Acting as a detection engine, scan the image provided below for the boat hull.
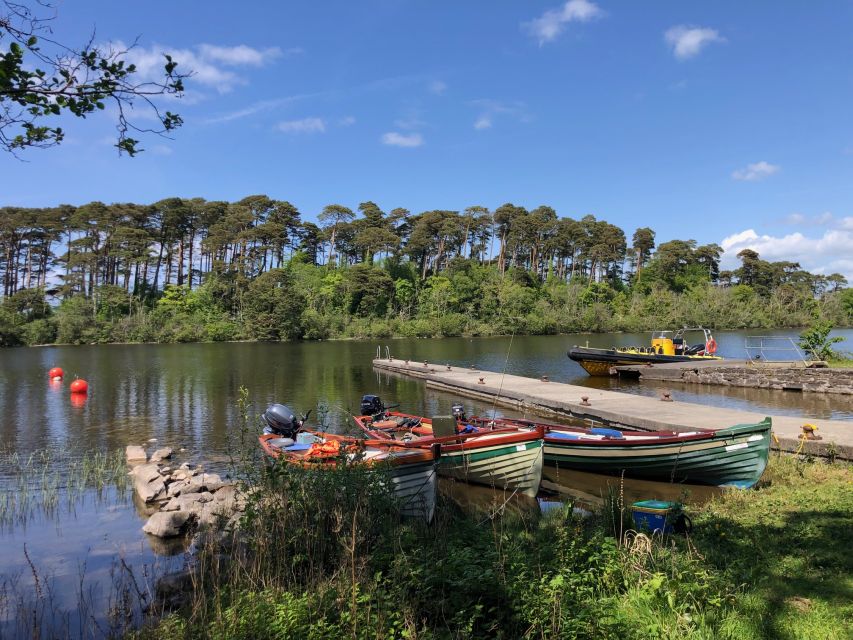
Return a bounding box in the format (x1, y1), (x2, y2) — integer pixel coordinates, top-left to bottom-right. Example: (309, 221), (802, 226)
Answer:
(567, 346), (722, 376)
(389, 458), (438, 522)
(544, 420), (771, 488)
(438, 439), (544, 497)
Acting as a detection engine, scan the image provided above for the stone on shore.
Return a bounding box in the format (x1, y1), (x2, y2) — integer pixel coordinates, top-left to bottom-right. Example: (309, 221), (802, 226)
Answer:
(162, 492), (214, 512)
(125, 445), (147, 463)
(151, 447), (173, 462)
(143, 510), (194, 538)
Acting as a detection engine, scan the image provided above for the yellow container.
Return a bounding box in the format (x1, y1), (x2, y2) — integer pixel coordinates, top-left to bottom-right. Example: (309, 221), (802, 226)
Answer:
(651, 337), (675, 356)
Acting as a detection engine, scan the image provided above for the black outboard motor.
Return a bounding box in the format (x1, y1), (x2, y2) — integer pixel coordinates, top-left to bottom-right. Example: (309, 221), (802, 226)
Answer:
(360, 395), (385, 417)
(451, 403), (466, 422)
(262, 403), (303, 439)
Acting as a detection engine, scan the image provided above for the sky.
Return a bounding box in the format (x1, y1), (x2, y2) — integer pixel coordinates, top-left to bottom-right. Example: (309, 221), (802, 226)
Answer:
(3, 1), (853, 279)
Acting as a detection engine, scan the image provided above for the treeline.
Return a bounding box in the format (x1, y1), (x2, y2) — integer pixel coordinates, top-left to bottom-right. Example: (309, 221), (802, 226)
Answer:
(0, 196), (851, 346)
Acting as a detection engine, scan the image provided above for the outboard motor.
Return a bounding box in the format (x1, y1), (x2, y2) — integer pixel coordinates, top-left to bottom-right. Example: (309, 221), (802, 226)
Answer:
(262, 403), (303, 439)
(451, 403), (466, 422)
(360, 394), (385, 417)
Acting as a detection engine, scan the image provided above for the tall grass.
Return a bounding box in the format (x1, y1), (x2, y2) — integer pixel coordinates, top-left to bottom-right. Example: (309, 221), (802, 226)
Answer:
(0, 447), (128, 528)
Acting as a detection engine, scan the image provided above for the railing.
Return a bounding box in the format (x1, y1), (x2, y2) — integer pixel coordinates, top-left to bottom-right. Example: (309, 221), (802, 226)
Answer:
(375, 345), (391, 360)
(744, 336), (809, 364)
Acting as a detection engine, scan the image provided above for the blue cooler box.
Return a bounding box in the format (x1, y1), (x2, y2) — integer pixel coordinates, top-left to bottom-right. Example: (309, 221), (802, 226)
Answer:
(631, 500), (681, 534)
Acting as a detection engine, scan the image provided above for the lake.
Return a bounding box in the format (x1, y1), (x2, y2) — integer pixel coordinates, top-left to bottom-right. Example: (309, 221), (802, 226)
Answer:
(1, 328), (851, 635)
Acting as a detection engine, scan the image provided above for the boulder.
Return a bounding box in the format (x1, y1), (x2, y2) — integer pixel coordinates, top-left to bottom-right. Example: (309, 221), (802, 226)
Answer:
(166, 479), (189, 497)
(151, 447), (173, 463)
(162, 492), (214, 512)
(130, 463), (161, 484)
(126, 445), (147, 463)
(143, 510), (193, 538)
(135, 476), (166, 503)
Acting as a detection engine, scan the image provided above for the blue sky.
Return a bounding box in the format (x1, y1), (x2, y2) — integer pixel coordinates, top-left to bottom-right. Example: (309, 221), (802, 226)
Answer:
(4, 1), (853, 277)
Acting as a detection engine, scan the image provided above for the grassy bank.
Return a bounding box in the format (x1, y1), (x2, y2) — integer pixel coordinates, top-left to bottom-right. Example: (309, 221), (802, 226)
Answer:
(134, 454), (851, 640)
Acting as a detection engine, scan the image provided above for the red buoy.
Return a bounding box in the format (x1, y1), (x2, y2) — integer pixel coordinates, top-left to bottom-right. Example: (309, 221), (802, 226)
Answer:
(48, 367), (64, 380)
(70, 379), (89, 394)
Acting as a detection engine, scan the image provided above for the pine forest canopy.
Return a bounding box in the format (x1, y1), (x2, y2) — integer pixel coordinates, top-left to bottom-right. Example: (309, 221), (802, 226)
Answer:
(0, 1), (185, 155)
(1, 196), (850, 347)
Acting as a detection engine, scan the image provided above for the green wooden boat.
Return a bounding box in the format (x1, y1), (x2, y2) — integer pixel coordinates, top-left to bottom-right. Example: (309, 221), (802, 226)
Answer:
(469, 416), (772, 488)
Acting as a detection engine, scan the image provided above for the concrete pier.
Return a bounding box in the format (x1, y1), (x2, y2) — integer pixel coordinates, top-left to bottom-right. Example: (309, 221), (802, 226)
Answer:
(372, 357), (853, 460)
(614, 360), (853, 395)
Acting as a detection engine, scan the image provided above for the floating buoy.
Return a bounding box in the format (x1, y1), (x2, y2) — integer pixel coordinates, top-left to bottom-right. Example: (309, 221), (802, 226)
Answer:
(48, 367), (64, 380)
(70, 379), (89, 394)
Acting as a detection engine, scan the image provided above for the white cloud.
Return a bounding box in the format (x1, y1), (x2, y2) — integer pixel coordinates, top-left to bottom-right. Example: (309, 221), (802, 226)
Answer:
(196, 44), (282, 66)
(732, 161), (780, 182)
(338, 116), (356, 126)
(720, 228), (853, 279)
(839, 217), (853, 230)
(381, 132), (424, 148)
(469, 99), (528, 129)
(523, 0), (604, 45)
(664, 25), (725, 60)
(118, 41), (283, 94)
(429, 80), (447, 95)
(474, 116), (492, 130)
(277, 117), (326, 133)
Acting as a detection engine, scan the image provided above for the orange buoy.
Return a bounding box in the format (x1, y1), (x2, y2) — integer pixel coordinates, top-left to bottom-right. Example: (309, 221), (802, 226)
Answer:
(70, 379), (89, 394)
(48, 367), (64, 380)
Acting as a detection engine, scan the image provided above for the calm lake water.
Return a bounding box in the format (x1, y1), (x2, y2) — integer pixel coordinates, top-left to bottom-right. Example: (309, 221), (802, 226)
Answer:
(1, 328), (851, 636)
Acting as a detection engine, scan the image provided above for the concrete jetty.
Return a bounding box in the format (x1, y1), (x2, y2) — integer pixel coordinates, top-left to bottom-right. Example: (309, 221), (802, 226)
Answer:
(372, 357), (853, 460)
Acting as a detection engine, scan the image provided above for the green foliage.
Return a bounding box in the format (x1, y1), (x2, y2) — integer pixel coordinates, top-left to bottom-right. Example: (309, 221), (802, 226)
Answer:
(243, 269), (305, 341)
(798, 320), (845, 361)
(1, 3), (186, 154)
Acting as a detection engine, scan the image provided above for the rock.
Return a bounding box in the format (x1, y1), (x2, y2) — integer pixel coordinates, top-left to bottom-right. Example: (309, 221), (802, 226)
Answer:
(151, 447), (173, 463)
(160, 467), (172, 475)
(166, 480), (188, 497)
(126, 445), (147, 463)
(171, 469), (190, 481)
(135, 475), (166, 503)
(148, 438), (158, 443)
(179, 462), (190, 470)
(163, 492), (213, 512)
(143, 510), (193, 537)
(131, 463), (162, 484)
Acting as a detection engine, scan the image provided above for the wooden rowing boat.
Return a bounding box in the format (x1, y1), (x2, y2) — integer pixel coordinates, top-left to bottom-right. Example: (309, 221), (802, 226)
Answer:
(466, 416), (772, 488)
(259, 432), (439, 521)
(354, 413), (545, 497)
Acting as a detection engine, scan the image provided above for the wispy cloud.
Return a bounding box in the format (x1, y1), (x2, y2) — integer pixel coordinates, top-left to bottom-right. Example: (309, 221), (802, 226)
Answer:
(338, 116), (356, 126)
(149, 144), (174, 156)
(277, 117), (326, 134)
(522, 0), (604, 45)
(473, 116), (492, 130)
(783, 211), (834, 225)
(119, 42), (283, 94)
(470, 99), (528, 130)
(429, 80), (447, 95)
(381, 132), (424, 148)
(732, 161), (780, 182)
(664, 26), (725, 60)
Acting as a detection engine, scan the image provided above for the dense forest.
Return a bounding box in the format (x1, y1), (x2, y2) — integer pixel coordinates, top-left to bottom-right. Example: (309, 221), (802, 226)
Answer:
(0, 196), (851, 346)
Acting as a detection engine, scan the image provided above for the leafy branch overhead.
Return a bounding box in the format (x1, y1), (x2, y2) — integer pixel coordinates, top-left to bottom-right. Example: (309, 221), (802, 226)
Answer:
(0, 0), (187, 155)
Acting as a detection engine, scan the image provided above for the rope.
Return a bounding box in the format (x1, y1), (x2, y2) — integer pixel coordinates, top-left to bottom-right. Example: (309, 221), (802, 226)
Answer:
(489, 330), (516, 420)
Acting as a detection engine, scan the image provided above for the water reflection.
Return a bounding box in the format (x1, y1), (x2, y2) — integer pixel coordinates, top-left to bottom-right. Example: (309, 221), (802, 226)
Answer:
(541, 465), (722, 508)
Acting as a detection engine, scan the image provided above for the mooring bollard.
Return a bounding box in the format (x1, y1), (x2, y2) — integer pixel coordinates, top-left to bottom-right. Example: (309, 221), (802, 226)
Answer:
(541, 375), (549, 382)
(660, 391), (673, 402)
(478, 377), (485, 385)
(580, 396), (591, 406)
(424, 361), (429, 367)
(405, 359), (409, 365)
(446, 364), (452, 371)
